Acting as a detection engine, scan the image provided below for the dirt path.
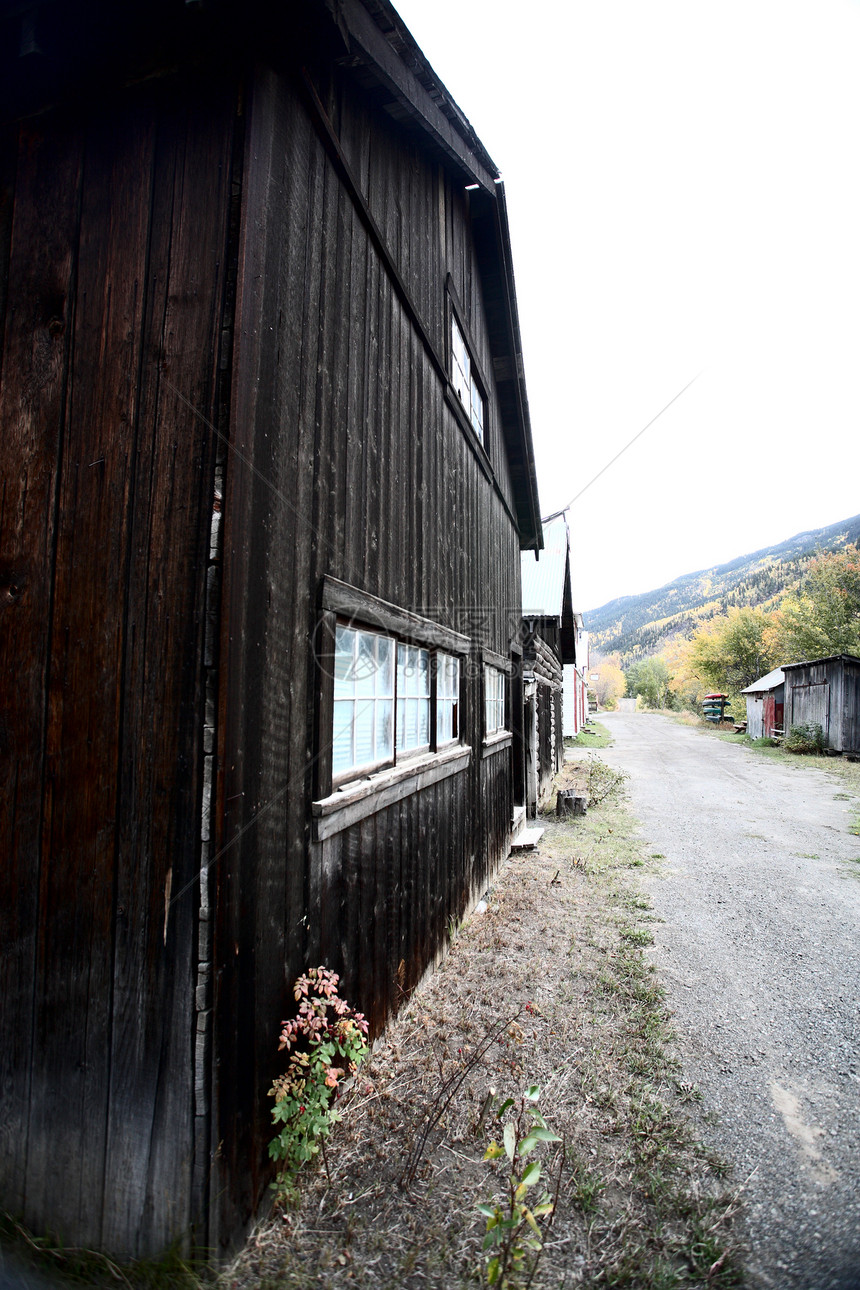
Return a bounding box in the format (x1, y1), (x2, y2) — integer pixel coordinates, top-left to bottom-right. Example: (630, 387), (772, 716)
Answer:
(600, 712), (860, 1290)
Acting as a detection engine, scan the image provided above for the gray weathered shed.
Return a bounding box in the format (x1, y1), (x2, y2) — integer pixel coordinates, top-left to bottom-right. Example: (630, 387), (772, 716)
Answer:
(782, 655), (860, 752)
(741, 667), (785, 739)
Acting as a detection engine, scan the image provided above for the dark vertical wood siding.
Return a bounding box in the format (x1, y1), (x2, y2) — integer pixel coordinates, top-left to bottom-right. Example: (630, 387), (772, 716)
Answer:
(209, 60), (522, 1247)
(0, 75), (239, 1255)
(1, 20), (532, 1258)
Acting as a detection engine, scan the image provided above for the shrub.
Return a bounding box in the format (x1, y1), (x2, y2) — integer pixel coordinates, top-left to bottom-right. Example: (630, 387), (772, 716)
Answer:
(784, 723), (825, 754)
(268, 966), (369, 1204)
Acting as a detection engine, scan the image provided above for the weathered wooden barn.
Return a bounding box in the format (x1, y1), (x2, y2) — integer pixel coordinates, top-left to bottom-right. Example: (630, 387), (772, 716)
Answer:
(0, 0), (542, 1260)
(520, 515), (579, 813)
(741, 667), (785, 739)
(782, 655), (860, 752)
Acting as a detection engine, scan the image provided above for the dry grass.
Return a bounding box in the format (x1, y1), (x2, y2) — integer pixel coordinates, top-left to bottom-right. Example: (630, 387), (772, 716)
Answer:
(223, 772), (744, 1290)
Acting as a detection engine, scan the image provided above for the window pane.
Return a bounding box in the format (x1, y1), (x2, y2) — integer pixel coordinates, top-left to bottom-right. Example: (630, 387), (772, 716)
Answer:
(377, 636), (393, 696)
(438, 703), (452, 744)
(377, 699), (393, 760)
(332, 699), (354, 774)
(471, 378), (484, 441)
(332, 625), (395, 776)
(354, 700), (374, 767)
(355, 632), (377, 696)
(440, 653), (459, 699)
(334, 626), (353, 685)
(485, 665), (505, 734)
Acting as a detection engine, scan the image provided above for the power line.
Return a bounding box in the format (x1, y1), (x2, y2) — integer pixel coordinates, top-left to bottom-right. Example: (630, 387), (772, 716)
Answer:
(541, 370), (703, 523)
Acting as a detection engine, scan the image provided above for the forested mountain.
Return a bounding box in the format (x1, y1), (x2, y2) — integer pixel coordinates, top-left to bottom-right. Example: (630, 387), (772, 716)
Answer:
(586, 514), (860, 664)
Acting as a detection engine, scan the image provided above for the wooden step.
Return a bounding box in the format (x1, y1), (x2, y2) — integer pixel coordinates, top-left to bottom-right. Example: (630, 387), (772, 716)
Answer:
(510, 827), (544, 852)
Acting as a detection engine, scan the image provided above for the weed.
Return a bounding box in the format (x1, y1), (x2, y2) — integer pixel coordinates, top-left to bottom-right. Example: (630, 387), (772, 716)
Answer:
(585, 754), (629, 807)
(400, 1013), (516, 1187)
(621, 927), (655, 947)
(478, 1086), (561, 1287)
(568, 1153), (607, 1213)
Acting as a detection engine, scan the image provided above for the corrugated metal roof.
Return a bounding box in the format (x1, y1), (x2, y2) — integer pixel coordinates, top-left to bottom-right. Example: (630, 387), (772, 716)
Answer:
(521, 515), (569, 617)
(781, 654), (860, 671)
(741, 667), (785, 693)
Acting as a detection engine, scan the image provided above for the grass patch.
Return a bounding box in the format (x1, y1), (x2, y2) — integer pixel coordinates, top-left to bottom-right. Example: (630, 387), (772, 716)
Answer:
(567, 720), (614, 749)
(222, 754), (742, 1290)
(0, 1215), (208, 1289)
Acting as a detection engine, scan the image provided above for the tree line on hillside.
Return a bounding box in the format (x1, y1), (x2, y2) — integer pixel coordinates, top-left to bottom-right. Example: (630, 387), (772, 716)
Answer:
(587, 545), (860, 715)
(587, 514), (860, 664)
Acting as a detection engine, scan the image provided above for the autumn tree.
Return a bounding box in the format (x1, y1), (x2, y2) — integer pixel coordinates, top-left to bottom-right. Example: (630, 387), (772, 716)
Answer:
(663, 637), (707, 711)
(765, 545), (860, 662)
(685, 607), (777, 697)
(625, 656), (674, 709)
(589, 653), (626, 710)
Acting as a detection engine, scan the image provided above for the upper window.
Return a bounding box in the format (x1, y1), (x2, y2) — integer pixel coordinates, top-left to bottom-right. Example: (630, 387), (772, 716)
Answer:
(485, 665), (506, 735)
(333, 624), (462, 781)
(451, 315), (485, 444)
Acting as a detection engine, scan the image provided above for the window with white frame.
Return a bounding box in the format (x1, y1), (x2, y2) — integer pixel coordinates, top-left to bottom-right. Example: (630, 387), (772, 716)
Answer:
(436, 653), (460, 744)
(484, 664), (505, 735)
(332, 625), (463, 781)
(333, 626), (394, 777)
(451, 314), (485, 444)
(396, 643), (430, 752)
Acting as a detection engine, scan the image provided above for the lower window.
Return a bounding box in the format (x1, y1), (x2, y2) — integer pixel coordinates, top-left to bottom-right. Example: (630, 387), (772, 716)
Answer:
(485, 664), (506, 735)
(333, 623), (462, 781)
(333, 626), (394, 777)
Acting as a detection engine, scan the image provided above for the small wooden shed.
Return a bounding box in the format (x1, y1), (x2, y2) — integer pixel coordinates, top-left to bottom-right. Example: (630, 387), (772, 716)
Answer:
(741, 667), (785, 739)
(782, 655), (860, 753)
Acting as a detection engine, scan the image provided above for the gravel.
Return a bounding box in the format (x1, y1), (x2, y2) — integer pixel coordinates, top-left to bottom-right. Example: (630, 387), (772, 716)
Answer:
(600, 711), (860, 1290)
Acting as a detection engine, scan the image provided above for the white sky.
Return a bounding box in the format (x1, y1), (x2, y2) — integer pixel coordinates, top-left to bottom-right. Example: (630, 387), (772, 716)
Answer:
(393, 0), (860, 611)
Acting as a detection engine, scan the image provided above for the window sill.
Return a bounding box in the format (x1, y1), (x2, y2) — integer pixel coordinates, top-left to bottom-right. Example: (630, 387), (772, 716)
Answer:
(482, 731), (512, 759)
(313, 744), (472, 840)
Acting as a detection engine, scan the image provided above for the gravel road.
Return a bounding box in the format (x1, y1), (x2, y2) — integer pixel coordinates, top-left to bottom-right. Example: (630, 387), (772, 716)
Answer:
(599, 712), (860, 1290)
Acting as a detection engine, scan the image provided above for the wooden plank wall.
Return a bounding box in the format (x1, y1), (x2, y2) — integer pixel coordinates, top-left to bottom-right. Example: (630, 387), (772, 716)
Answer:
(0, 73), (239, 1255)
(209, 58), (522, 1247)
(843, 662), (860, 753)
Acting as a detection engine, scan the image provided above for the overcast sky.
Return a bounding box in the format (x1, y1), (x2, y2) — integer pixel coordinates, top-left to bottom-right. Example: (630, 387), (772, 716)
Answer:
(393, 0), (860, 612)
